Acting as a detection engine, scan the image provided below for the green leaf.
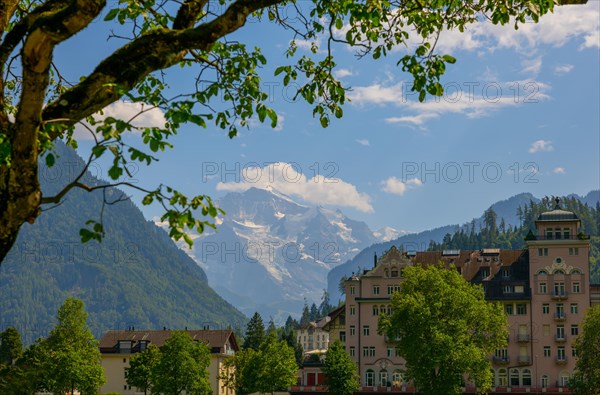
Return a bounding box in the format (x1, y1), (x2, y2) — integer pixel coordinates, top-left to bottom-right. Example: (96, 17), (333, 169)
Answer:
(45, 153), (55, 168)
(104, 8), (119, 21)
(442, 54), (456, 64)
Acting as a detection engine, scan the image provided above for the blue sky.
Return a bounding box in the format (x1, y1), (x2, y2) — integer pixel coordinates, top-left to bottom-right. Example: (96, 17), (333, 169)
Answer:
(70, 2), (600, 234)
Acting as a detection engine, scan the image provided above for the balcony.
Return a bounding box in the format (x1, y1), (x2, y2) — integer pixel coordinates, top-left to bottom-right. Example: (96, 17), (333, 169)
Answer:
(555, 334), (567, 342)
(551, 291), (568, 300)
(492, 356), (510, 365)
(554, 312), (567, 321)
(517, 355), (531, 365)
(556, 356), (568, 365)
(517, 334), (530, 343)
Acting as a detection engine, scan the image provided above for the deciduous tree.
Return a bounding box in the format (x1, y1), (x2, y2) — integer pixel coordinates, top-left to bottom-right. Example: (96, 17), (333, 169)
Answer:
(322, 340), (359, 395)
(126, 344), (160, 395)
(0, 327), (22, 365)
(570, 305), (600, 395)
(378, 264), (508, 395)
(39, 297), (105, 395)
(0, 0), (586, 263)
(151, 331), (212, 395)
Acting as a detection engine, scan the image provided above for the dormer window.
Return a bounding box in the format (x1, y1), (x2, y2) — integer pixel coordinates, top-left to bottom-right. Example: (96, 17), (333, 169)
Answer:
(118, 340), (132, 353)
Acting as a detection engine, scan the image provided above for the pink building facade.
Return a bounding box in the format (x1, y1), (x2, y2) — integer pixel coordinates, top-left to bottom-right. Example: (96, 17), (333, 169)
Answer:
(342, 202), (593, 392)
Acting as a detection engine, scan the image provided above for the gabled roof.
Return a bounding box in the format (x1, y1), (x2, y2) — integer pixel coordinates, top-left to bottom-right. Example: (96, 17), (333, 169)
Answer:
(322, 304), (345, 331)
(99, 329), (238, 354)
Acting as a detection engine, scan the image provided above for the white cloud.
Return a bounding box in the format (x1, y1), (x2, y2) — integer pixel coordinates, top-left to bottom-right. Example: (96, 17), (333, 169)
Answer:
(73, 101), (166, 140)
(529, 139), (554, 153)
(553, 167), (566, 174)
(355, 139), (370, 146)
(521, 57), (542, 75)
(381, 177), (422, 196)
(216, 162), (374, 213)
(354, 79), (551, 126)
(554, 64), (574, 75)
(385, 113), (439, 126)
(347, 83), (404, 105)
(334, 68), (354, 79)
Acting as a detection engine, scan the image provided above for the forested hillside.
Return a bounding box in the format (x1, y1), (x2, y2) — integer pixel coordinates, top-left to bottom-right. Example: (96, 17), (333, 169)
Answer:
(0, 143), (247, 344)
(429, 196), (600, 283)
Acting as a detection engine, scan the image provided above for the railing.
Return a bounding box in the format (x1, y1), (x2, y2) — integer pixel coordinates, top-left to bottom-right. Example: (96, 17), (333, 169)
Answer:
(554, 312), (566, 321)
(551, 291), (568, 300)
(492, 356), (510, 364)
(556, 356), (568, 364)
(517, 334), (530, 342)
(517, 355), (531, 364)
(534, 235), (589, 240)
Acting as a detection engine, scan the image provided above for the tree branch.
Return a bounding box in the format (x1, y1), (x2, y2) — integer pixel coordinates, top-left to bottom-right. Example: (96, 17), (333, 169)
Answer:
(173, 0), (210, 29)
(43, 0), (284, 140)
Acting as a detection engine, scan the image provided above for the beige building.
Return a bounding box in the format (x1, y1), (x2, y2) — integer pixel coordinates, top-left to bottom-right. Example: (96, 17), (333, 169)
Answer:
(296, 317), (331, 355)
(99, 329), (238, 395)
(342, 202), (594, 392)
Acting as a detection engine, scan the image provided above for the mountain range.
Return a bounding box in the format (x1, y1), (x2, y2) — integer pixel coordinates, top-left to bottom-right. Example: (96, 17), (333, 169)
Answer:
(162, 186), (406, 321)
(326, 190), (600, 303)
(0, 143), (247, 345)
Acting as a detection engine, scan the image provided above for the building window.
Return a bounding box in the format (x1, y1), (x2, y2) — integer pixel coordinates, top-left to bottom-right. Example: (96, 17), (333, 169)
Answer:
(495, 348), (508, 359)
(350, 286), (355, 295)
(556, 303), (564, 318)
(542, 304), (549, 314)
(349, 346), (355, 357)
(554, 282), (565, 297)
(503, 285), (512, 294)
(516, 304), (527, 315)
(571, 325), (579, 336)
(387, 285), (400, 294)
(539, 282), (547, 293)
(363, 326), (370, 336)
(571, 303), (578, 314)
(365, 370), (374, 387)
(387, 347), (394, 358)
(572, 347), (578, 357)
(373, 285), (380, 295)
(569, 247), (579, 255)
(543, 325), (550, 336)
(522, 369), (532, 387)
(510, 369), (519, 386)
(363, 347), (369, 357)
(380, 371), (388, 387)
(557, 346), (566, 361)
(340, 331), (346, 342)
(541, 375), (549, 388)
(543, 346), (551, 357)
(538, 248), (548, 256)
(572, 282), (581, 293)
(505, 304), (513, 315)
(392, 370), (402, 386)
(350, 305), (356, 315)
(514, 285), (524, 293)
(502, 269), (510, 278)
(369, 347), (375, 357)
(497, 369), (508, 386)
(350, 326), (355, 336)
(481, 268), (490, 278)
(372, 306), (379, 316)
(556, 325), (565, 340)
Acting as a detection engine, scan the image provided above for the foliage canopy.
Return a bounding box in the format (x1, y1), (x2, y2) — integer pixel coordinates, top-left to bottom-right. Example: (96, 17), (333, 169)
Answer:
(378, 264), (508, 395)
(0, 0), (581, 263)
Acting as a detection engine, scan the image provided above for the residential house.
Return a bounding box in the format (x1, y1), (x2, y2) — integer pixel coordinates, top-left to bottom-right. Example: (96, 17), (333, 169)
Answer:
(99, 329), (238, 395)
